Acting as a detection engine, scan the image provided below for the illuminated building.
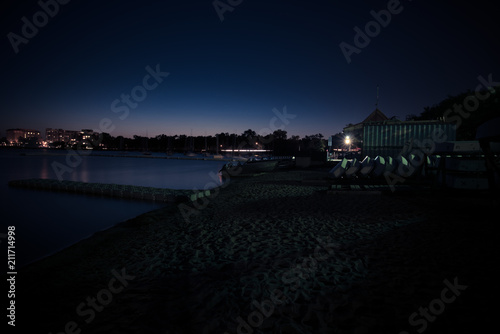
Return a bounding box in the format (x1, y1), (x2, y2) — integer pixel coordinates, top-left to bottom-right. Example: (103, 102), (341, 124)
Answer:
(6, 128), (41, 145)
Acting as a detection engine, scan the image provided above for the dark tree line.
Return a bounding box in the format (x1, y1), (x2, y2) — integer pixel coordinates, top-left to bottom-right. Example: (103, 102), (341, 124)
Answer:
(1, 129), (345, 156)
(77, 129), (332, 155)
(415, 85), (500, 140)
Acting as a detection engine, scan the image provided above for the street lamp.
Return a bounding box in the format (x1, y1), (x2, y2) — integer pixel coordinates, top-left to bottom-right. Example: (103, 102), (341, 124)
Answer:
(345, 136), (351, 152)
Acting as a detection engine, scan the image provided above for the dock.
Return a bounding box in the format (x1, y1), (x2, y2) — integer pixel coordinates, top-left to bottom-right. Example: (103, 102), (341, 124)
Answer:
(8, 179), (215, 203)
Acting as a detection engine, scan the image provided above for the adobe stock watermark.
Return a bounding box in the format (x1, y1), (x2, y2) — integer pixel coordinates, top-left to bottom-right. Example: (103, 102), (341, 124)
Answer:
(340, 0), (411, 64)
(384, 128), (447, 192)
(178, 106), (296, 223)
(51, 64), (169, 181)
(443, 73), (498, 129)
(213, 0), (243, 22)
(7, 0), (71, 54)
(399, 277), (467, 334)
(48, 267), (135, 334)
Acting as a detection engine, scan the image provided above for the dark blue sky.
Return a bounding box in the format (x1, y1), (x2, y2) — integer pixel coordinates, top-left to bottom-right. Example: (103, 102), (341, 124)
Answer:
(1, 0), (499, 138)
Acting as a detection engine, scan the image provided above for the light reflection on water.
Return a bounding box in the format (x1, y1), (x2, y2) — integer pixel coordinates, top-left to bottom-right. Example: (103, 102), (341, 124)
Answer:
(0, 149), (226, 267)
(40, 157), (50, 179)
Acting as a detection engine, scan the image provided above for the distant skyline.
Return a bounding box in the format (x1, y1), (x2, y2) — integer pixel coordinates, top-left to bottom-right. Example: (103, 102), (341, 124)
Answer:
(1, 0), (499, 139)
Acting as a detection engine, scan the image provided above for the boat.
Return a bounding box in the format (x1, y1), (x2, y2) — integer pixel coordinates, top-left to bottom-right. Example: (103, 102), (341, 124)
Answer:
(328, 158), (350, 178)
(396, 155), (419, 177)
(359, 156), (374, 176)
(344, 158), (361, 177)
(372, 156), (386, 177)
(384, 156), (397, 175)
(220, 159), (279, 175)
(407, 153), (426, 170)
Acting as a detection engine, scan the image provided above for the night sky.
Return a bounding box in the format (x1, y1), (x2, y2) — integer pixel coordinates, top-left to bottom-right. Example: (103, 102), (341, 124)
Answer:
(1, 0), (499, 139)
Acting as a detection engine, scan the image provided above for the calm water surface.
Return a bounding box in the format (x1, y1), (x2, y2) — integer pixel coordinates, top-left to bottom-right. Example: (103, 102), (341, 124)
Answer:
(0, 149), (226, 267)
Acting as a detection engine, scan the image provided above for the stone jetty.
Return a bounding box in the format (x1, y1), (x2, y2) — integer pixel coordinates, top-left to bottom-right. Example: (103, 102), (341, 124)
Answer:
(8, 178), (213, 203)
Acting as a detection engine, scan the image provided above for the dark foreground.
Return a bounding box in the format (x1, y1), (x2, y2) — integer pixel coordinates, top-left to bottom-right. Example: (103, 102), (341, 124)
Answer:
(15, 170), (497, 333)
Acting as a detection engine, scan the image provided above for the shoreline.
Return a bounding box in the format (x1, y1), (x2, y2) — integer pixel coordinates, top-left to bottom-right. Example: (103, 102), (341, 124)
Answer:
(2, 147), (260, 162)
(18, 169), (498, 333)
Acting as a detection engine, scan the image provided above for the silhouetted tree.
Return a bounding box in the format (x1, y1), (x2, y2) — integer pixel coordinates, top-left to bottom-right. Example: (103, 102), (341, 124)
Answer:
(273, 129), (287, 140)
(416, 85), (500, 140)
(242, 129), (256, 139)
(100, 132), (114, 149)
(303, 134), (326, 152)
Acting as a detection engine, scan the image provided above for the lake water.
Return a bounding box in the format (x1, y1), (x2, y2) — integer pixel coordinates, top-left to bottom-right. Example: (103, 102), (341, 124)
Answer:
(0, 149), (227, 267)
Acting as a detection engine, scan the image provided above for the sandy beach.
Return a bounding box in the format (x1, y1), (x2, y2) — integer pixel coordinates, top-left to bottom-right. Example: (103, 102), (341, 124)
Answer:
(18, 169), (497, 333)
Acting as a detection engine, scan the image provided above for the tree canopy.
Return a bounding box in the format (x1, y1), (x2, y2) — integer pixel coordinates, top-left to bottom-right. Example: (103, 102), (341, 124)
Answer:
(416, 85), (499, 140)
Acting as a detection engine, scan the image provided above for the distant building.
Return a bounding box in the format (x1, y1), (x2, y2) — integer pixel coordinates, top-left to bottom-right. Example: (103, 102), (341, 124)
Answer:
(65, 130), (79, 145)
(46, 128), (65, 142)
(6, 128), (41, 145)
(344, 109), (456, 157)
(45, 128), (80, 145)
(79, 129), (95, 148)
(343, 108), (390, 141)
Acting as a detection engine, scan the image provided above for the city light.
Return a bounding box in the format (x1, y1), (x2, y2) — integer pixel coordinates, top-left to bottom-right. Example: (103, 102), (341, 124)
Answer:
(221, 149), (271, 152)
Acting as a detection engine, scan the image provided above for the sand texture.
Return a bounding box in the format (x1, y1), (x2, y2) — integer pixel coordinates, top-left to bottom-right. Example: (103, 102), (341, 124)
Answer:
(18, 169), (497, 333)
